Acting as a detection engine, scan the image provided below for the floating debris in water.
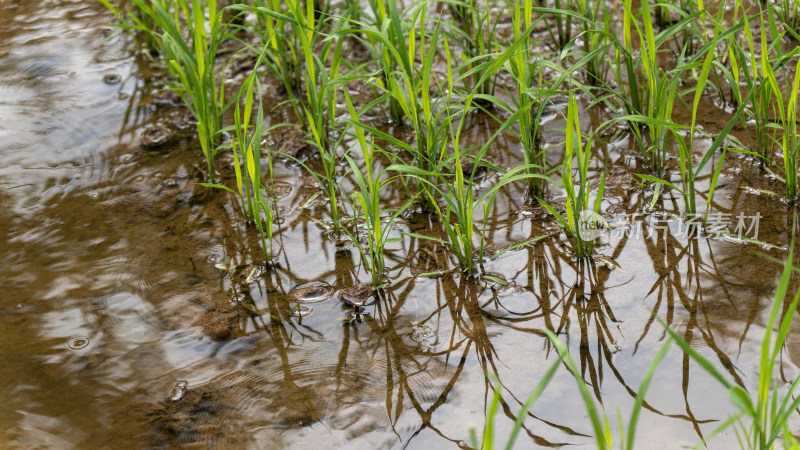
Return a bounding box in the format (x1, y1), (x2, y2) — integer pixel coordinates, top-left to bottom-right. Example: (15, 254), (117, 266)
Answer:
(67, 336), (90, 351)
(289, 281), (333, 303)
(414, 270), (446, 279)
(339, 284), (375, 307)
(169, 380), (188, 402)
(739, 186), (779, 197)
(481, 273), (509, 287)
(301, 192), (324, 210)
(244, 266), (261, 284)
(594, 255), (622, 270)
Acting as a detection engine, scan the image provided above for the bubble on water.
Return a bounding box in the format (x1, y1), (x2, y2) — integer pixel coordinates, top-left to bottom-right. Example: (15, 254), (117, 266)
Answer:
(168, 111), (196, 131)
(161, 178), (178, 188)
(169, 380), (188, 401)
(270, 181), (293, 199)
(119, 153), (134, 164)
(67, 336), (90, 351)
(339, 284), (375, 307)
(139, 123), (171, 147)
(15, 303), (23, 310)
(410, 324), (434, 343)
(152, 89), (184, 107)
(89, 192), (99, 200)
(103, 73), (121, 85)
(288, 281), (333, 303)
(290, 306), (312, 317)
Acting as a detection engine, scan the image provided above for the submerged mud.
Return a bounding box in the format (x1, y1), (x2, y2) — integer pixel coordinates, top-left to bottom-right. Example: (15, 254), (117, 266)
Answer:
(1, 0), (799, 449)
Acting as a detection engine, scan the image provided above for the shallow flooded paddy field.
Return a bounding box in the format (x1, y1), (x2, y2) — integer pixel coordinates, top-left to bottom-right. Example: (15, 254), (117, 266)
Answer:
(3, 0), (800, 448)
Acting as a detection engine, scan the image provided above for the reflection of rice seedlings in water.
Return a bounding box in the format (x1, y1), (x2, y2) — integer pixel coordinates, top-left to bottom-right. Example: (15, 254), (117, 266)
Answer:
(473, 331), (673, 449)
(663, 224), (800, 448)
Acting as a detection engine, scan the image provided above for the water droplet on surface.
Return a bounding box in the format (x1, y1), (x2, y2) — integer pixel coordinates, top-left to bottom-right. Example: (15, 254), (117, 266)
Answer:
(169, 380), (188, 401)
(67, 336), (90, 351)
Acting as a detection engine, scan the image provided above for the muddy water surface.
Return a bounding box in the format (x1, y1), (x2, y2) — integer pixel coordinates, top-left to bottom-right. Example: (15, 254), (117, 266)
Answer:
(2, 1), (799, 449)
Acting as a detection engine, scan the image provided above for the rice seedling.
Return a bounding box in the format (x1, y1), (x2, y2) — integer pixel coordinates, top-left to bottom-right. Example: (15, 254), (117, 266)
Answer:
(335, 0), (423, 125)
(293, 4), (352, 230)
(538, 92), (606, 259)
(98, 0), (162, 58)
(661, 225), (800, 449)
(354, 0), (403, 122)
(340, 93), (417, 287)
(578, 0), (613, 88)
(389, 93), (550, 273)
(761, 53), (800, 201)
(200, 54), (276, 261)
(774, 0), (800, 40)
(334, 5), (452, 204)
(499, 0), (550, 197)
(547, 0), (576, 49)
(613, 0), (668, 174)
(238, 1), (303, 92)
(443, 0), (503, 96)
(716, 3), (780, 163)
